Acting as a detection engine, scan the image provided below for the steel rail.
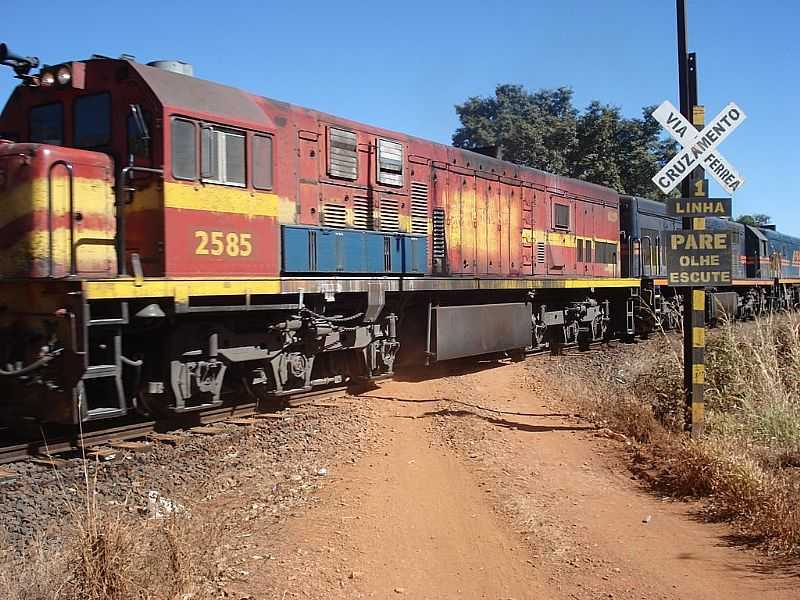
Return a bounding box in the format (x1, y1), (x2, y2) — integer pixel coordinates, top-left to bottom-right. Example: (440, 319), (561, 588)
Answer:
(0, 386), (350, 466)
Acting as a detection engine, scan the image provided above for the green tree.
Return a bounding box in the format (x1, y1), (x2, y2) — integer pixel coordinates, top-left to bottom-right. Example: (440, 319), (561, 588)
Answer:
(452, 85), (677, 196)
(453, 85), (577, 174)
(735, 214), (772, 227)
(570, 101), (623, 190)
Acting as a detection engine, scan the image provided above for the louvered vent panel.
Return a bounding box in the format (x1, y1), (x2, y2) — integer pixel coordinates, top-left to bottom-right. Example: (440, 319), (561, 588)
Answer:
(537, 242), (546, 264)
(322, 204), (347, 228)
(352, 196), (372, 229)
(328, 128), (358, 180)
(377, 138), (403, 186)
(432, 208), (446, 259)
(410, 182), (429, 235)
(379, 197), (401, 232)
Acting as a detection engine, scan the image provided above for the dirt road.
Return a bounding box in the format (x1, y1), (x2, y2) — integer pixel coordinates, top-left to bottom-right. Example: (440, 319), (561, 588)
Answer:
(228, 352), (799, 599)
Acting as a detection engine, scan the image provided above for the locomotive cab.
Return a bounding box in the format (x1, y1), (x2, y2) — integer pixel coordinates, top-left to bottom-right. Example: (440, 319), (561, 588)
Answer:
(0, 52), (165, 280)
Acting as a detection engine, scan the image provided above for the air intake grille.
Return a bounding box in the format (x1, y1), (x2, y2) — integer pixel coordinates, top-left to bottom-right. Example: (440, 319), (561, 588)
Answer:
(410, 182), (429, 235)
(537, 242), (546, 264)
(322, 203), (347, 228)
(352, 196), (372, 229)
(432, 208), (446, 260)
(380, 197), (400, 232)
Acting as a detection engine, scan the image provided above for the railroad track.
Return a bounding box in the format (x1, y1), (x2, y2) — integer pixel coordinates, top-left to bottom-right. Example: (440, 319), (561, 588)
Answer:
(0, 340), (612, 467)
(0, 386), (350, 466)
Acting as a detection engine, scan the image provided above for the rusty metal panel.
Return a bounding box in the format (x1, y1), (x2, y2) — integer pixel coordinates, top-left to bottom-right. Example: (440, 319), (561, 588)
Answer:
(475, 177), (489, 274)
(498, 182), (516, 275)
(297, 132), (320, 226)
(447, 176), (460, 272)
(487, 181), (501, 274)
(433, 303), (532, 361)
(521, 187), (534, 275)
(461, 175), (476, 273)
(434, 167), (457, 273)
(509, 184), (522, 275)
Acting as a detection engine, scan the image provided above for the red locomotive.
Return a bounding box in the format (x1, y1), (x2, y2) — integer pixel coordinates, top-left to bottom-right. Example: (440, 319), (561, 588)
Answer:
(0, 44), (637, 425)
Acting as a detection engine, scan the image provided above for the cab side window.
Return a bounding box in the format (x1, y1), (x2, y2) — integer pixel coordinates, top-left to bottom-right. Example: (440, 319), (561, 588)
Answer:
(201, 125), (246, 186)
(171, 117), (196, 180)
(553, 203), (570, 230)
(252, 134), (273, 190)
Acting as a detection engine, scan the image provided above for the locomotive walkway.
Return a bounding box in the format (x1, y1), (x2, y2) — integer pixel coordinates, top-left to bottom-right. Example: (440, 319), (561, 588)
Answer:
(221, 354), (799, 599)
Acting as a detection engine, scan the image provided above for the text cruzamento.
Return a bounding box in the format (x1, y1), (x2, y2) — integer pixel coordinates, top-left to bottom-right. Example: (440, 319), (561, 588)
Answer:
(657, 107), (743, 192)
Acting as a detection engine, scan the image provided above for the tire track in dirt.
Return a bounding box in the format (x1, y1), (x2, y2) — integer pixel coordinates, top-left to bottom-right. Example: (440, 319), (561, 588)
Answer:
(244, 388), (547, 599)
(229, 353), (799, 599)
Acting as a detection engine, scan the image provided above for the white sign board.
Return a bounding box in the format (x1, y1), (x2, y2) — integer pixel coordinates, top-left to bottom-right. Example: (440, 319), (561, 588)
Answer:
(652, 100), (746, 195)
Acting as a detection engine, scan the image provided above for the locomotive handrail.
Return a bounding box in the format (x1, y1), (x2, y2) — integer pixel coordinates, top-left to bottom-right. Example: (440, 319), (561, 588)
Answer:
(115, 165), (164, 276)
(640, 236), (654, 278)
(656, 234), (662, 273)
(47, 160), (74, 277)
(620, 230), (631, 277)
(630, 237), (642, 279)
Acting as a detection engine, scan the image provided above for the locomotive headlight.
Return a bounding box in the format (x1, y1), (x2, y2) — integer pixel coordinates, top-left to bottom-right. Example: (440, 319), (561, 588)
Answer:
(56, 66), (71, 86)
(56, 67), (72, 85)
(39, 70), (55, 86)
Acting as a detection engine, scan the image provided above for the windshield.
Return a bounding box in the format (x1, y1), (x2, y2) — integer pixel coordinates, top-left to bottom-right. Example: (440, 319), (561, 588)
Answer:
(74, 92), (111, 148)
(29, 102), (63, 144)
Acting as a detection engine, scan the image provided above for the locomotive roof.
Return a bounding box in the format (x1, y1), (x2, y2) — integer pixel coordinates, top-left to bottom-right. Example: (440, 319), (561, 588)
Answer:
(130, 61), (273, 128)
(128, 60), (615, 199)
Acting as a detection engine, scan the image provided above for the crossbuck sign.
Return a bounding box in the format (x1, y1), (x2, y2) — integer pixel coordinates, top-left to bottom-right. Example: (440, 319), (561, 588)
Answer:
(652, 101), (746, 195)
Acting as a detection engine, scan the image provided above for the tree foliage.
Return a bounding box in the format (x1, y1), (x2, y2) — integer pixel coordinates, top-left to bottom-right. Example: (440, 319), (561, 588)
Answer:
(735, 214), (772, 227)
(452, 84), (677, 196)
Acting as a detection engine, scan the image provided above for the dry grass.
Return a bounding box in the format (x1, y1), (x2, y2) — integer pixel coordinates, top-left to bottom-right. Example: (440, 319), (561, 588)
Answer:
(579, 313), (800, 554)
(0, 480), (223, 600)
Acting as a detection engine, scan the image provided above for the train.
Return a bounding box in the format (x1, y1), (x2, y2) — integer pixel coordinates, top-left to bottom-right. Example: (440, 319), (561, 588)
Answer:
(620, 196), (800, 333)
(0, 44), (798, 426)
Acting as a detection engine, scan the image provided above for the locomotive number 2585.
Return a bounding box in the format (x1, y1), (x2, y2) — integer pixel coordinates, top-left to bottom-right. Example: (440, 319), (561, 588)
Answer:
(194, 231), (253, 257)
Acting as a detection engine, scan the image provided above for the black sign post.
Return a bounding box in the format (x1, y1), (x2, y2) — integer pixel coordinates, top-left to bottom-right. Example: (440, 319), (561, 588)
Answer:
(677, 0), (706, 438)
(662, 1), (742, 437)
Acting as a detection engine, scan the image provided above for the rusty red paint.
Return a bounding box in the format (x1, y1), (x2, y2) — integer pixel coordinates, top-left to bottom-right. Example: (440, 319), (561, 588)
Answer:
(0, 56), (624, 281)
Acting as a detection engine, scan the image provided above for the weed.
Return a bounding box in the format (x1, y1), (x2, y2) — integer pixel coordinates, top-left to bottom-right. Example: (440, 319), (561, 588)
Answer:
(580, 314), (800, 554)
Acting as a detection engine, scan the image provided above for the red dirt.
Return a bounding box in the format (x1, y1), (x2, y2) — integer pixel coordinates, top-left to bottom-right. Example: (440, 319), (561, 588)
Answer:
(227, 355), (800, 599)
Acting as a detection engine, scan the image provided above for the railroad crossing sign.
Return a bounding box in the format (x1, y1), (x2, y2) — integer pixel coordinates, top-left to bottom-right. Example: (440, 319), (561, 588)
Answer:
(652, 100), (746, 195)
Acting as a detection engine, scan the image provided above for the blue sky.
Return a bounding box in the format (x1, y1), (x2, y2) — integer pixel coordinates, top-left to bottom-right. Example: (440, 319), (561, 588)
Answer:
(2, 1), (798, 232)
